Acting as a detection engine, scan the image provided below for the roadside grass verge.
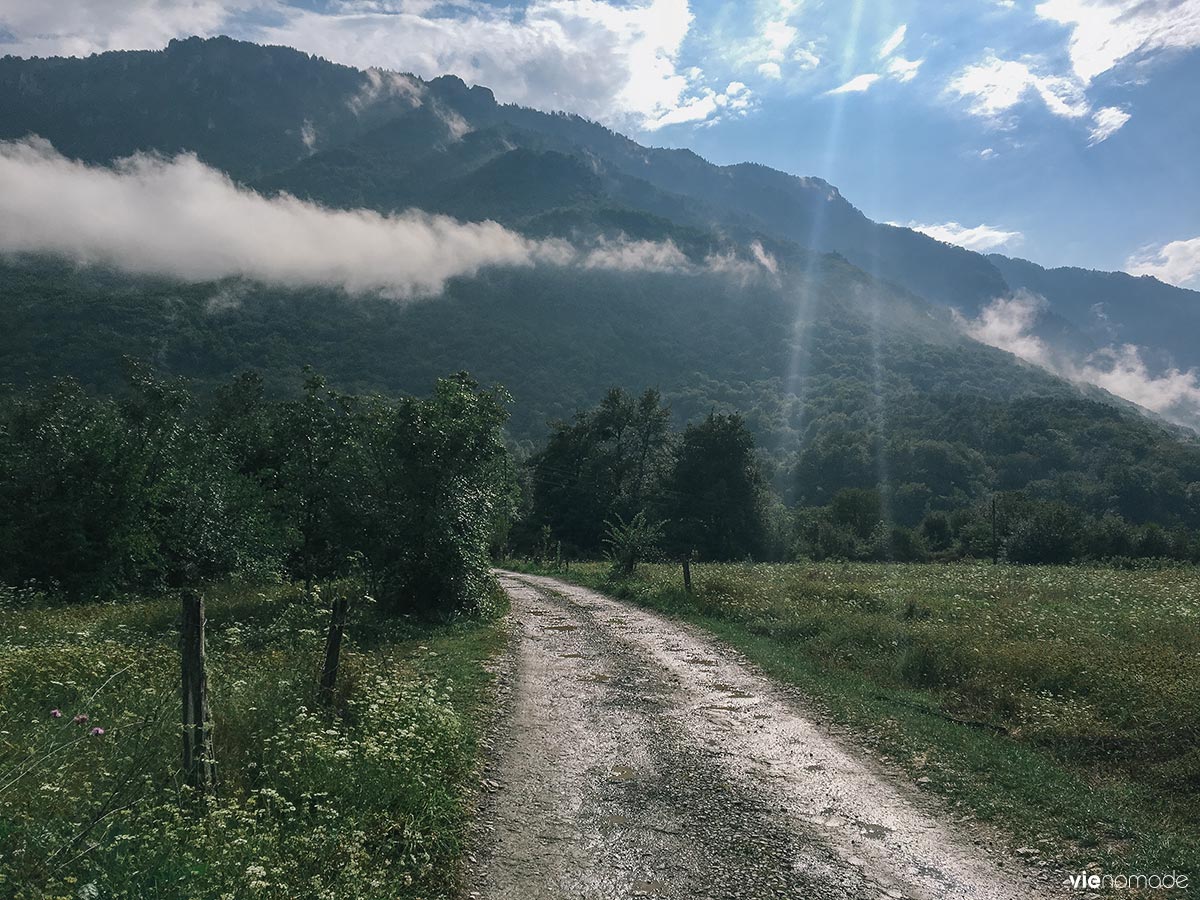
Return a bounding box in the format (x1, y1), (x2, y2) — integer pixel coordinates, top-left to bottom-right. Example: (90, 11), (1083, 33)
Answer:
(0, 580), (506, 900)
(509, 560), (1200, 887)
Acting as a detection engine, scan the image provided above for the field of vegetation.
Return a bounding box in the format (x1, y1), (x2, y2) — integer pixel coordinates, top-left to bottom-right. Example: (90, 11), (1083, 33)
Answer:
(512, 559), (1200, 880)
(0, 580), (505, 899)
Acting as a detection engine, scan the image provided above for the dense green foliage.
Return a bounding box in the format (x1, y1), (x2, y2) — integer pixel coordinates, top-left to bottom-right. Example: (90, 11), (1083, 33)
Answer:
(793, 487), (1200, 565)
(0, 579), (505, 899)
(520, 387), (1200, 566)
(522, 388), (765, 561)
(9, 255), (1200, 550)
(525, 387), (673, 554)
(0, 366), (513, 609)
(516, 560), (1200, 881)
(664, 412), (767, 560)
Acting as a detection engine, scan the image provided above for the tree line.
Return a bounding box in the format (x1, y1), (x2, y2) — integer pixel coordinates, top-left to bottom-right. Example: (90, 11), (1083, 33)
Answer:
(4, 370), (1198, 608)
(0, 363), (514, 607)
(514, 388), (767, 563)
(516, 388), (1200, 568)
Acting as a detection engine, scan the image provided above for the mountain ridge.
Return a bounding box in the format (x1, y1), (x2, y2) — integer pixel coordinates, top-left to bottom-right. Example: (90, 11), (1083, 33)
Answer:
(5, 37), (1192, 305)
(3, 36), (1200, 532)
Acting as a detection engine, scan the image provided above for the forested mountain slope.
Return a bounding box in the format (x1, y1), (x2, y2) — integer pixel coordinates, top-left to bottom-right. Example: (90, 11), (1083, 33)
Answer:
(2, 36), (1199, 530)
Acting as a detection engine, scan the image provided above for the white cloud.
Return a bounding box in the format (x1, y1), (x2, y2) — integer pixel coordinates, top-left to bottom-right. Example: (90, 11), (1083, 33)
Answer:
(878, 24), (907, 58)
(645, 80), (753, 129)
(960, 292), (1200, 428)
(760, 16), (799, 60)
(949, 3), (1195, 141)
(958, 293), (1054, 366)
(703, 242), (781, 284)
(1035, 0), (1200, 84)
(259, 0), (733, 132)
(720, 0), (819, 80)
(897, 220), (1023, 251)
(750, 240), (779, 275)
(348, 68), (424, 114)
(1082, 345), (1200, 422)
(979, 147), (998, 159)
(885, 55), (923, 83)
(1126, 236), (1200, 289)
(792, 45), (821, 70)
(0, 0), (737, 134)
(581, 237), (689, 272)
(819, 22), (922, 93)
(0, 138), (733, 298)
(827, 73), (881, 94)
(0, 138), (558, 298)
(0, 0), (265, 57)
(1087, 105), (1131, 144)
(947, 55), (1090, 120)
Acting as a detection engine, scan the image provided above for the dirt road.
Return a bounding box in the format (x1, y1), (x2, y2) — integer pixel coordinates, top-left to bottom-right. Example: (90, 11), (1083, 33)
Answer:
(469, 571), (1053, 900)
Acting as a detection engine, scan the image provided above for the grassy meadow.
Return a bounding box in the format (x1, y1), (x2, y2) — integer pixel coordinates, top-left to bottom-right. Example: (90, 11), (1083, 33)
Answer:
(0, 580), (505, 900)
(513, 560), (1200, 883)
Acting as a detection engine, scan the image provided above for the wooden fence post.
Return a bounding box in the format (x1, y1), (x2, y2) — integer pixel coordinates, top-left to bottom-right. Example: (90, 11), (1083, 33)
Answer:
(991, 495), (999, 564)
(320, 589), (351, 700)
(181, 591), (215, 796)
(682, 555), (692, 593)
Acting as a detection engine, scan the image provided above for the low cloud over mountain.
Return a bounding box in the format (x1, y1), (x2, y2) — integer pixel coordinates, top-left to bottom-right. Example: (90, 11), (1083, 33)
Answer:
(0, 138), (772, 298)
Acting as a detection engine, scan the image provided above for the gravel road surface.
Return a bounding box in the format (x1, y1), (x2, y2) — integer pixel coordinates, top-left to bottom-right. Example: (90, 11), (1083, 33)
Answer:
(468, 571), (1053, 900)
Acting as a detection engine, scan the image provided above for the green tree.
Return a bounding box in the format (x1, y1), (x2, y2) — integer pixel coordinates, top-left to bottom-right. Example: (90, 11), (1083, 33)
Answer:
(339, 375), (513, 613)
(603, 512), (663, 577)
(830, 488), (883, 542)
(528, 388), (672, 553)
(276, 370), (351, 590)
(664, 412), (765, 560)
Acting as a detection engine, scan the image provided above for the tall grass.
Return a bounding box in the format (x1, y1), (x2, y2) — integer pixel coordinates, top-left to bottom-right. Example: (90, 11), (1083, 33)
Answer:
(0, 581), (504, 899)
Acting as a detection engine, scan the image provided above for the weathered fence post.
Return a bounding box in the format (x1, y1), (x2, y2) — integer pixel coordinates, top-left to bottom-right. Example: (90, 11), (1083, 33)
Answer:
(320, 588), (351, 700)
(682, 555), (693, 593)
(181, 590), (215, 796)
(991, 495), (999, 564)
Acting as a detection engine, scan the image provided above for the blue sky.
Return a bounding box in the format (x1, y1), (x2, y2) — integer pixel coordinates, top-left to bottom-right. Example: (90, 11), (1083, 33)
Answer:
(2, 0), (1199, 285)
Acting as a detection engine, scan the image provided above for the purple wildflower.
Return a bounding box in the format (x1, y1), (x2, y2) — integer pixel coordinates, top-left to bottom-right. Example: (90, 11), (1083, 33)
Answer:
(90, 727), (105, 737)
(73, 714), (89, 725)
(50, 708), (62, 718)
